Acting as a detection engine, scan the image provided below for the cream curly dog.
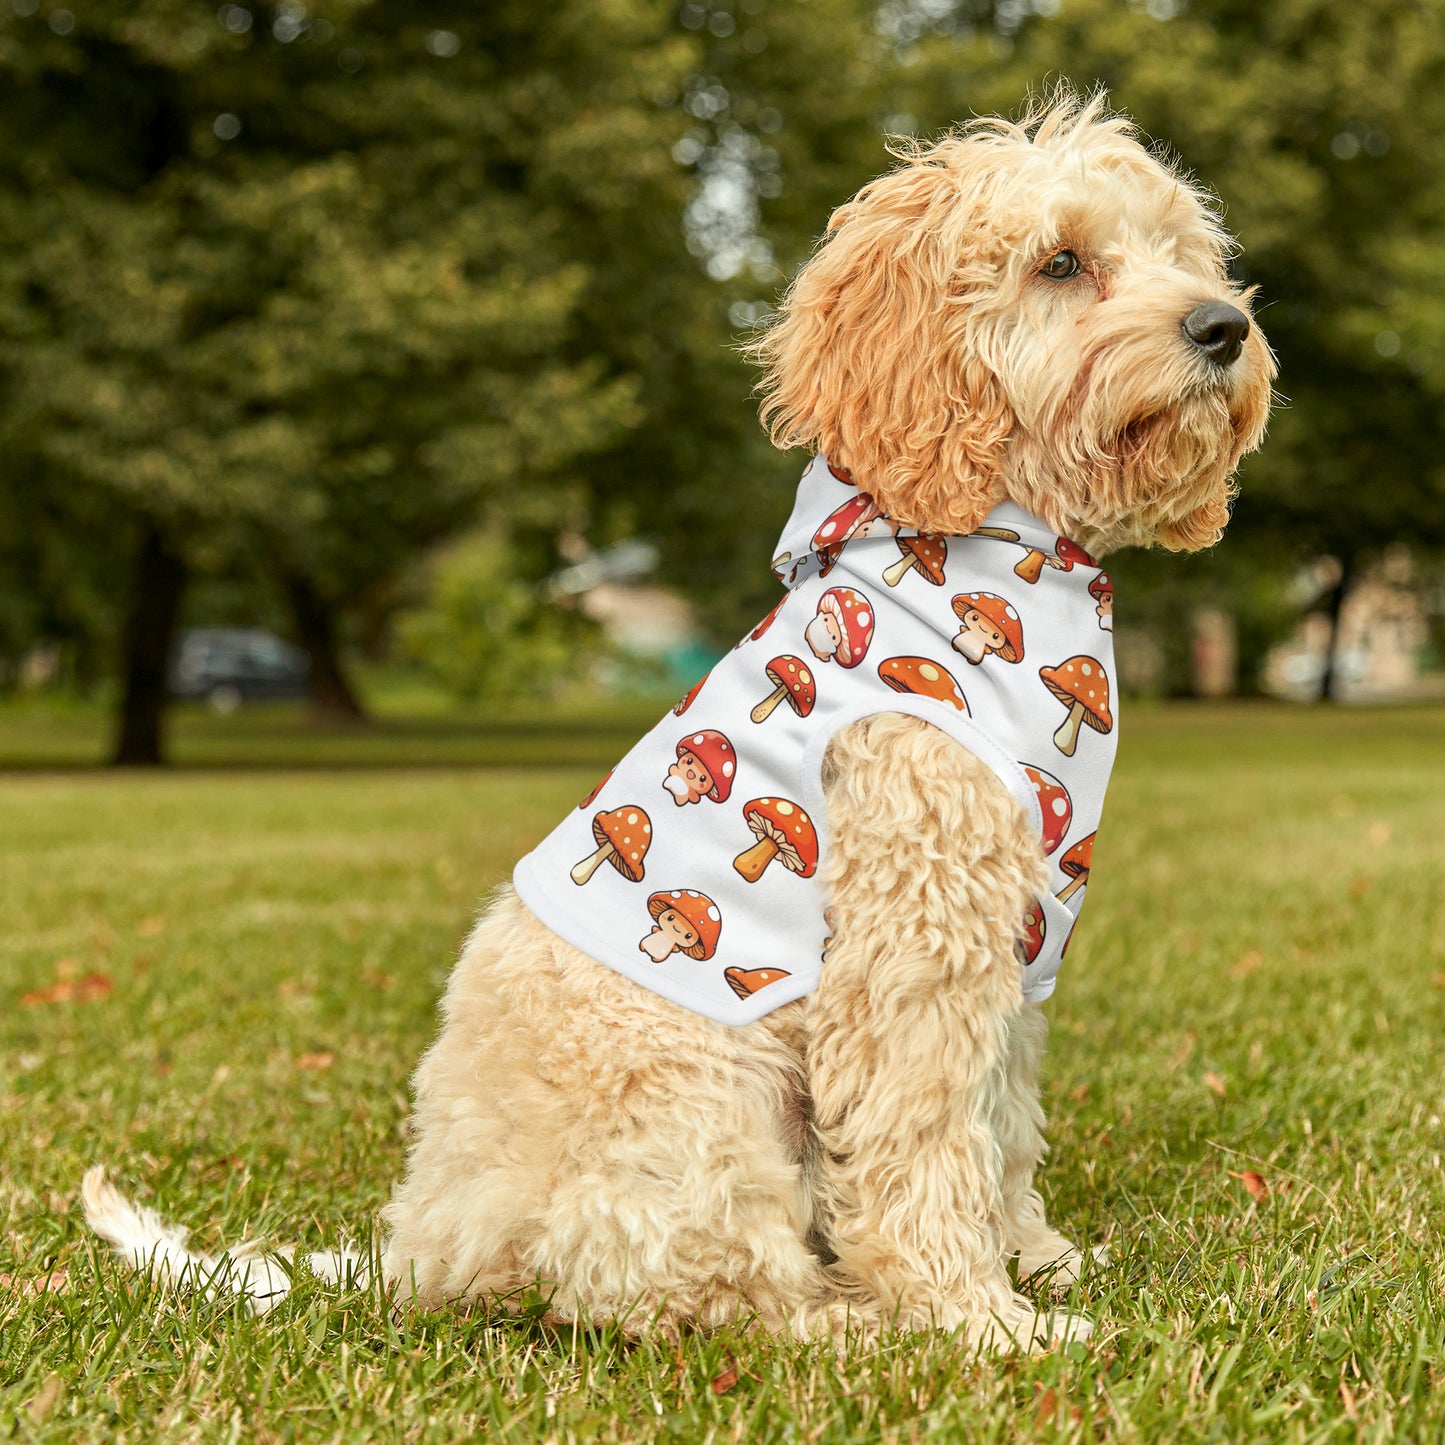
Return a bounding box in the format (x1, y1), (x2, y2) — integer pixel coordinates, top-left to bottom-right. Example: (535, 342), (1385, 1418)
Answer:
(85, 92), (1273, 1350)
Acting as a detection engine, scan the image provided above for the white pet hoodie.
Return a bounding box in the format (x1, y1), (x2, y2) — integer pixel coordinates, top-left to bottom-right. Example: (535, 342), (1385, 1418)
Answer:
(513, 455), (1118, 1026)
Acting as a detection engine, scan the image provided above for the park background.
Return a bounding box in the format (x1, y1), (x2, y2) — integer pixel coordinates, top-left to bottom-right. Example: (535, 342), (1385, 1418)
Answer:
(2, 2), (1444, 1442)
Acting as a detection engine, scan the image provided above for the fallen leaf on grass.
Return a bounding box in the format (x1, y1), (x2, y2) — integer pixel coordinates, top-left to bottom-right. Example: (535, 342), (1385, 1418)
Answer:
(0, 1268), (70, 1298)
(710, 1356), (740, 1395)
(1203, 1071), (1227, 1098)
(295, 1051), (334, 1071)
(1228, 1169), (1268, 1201)
(1231, 950), (1263, 978)
(1034, 1386), (1058, 1425)
(21, 973), (113, 1007)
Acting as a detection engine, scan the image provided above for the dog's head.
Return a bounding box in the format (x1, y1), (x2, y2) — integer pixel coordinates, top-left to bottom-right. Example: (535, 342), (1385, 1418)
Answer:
(751, 90), (1275, 556)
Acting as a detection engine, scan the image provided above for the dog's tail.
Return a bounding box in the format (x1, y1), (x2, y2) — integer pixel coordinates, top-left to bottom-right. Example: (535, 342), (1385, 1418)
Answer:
(81, 1166), (369, 1315)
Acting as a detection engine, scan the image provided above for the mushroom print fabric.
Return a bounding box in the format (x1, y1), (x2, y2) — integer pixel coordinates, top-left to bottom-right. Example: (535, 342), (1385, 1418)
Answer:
(513, 453), (1118, 1024)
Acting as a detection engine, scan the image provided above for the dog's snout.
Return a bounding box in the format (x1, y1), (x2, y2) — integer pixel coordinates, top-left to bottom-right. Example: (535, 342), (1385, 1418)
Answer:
(1182, 302), (1250, 367)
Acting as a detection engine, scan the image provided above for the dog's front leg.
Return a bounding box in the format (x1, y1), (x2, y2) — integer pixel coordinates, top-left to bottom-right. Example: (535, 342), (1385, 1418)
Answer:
(805, 713), (1088, 1350)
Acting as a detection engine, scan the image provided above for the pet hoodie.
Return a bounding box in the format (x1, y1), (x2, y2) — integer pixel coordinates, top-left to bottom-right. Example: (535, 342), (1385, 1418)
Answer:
(513, 454), (1119, 1027)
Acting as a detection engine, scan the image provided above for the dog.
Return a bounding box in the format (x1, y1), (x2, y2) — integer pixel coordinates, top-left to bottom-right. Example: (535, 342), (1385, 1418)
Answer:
(85, 90), (1273, 1351)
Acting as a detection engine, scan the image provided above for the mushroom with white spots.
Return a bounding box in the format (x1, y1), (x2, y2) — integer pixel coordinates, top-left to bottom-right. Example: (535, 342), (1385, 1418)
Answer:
(569, 805), (652, 885)
(724, 966), (792, 999)
(882, 533), (948, 588)
(664, 730), (736, 806)
(1047, 538), (1097, 573)
(640, 889), (722, 962)
(747, 595), (787, 644)
(1039, 656), (1113, 757)
(876, 655), (969, 713)
(1089, 572), (1113, 631)
(733, 797), (819, 883)
(950, 592), (1024, 665)
(811, 492), (878, 575)
(1019, 899), (1046, 965)
(1056, 833), (1095, 904)
(751, 655), (816, 724)
(805, 587), (875, 669)
(672, 671), (710, 717)
(1023, 764), (1072, 856)
(577, 769), (613, 810)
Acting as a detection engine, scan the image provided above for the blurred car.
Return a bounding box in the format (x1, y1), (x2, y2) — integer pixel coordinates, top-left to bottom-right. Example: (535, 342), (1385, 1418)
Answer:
(169, 629), (310, 712)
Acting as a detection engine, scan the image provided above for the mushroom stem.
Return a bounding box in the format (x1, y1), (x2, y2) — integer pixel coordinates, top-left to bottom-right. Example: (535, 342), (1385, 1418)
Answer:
(1057, 871), (1088, 905)
(733, 836), (781, 882)
(1053, 700), (1086, 757)
(974, 528), (1020, 543)
(882, 553), (917, 587)
(750, 686), (787, 724)
(1014, 550), (1046, 584)
(569, 841), (616, 886)
(639, 927), (676, 962)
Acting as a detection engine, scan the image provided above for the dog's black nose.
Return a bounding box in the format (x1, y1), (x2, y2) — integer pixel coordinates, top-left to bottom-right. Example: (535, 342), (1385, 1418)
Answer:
(1182, 302), (1250, 367)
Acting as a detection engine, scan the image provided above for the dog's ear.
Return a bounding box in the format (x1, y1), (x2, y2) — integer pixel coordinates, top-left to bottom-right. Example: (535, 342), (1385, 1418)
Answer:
(750, 146), (1013, 533)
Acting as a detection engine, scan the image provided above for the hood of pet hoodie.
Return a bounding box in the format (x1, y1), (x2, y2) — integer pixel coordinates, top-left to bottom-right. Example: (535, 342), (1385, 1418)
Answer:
(512, 455), (1119, 1026)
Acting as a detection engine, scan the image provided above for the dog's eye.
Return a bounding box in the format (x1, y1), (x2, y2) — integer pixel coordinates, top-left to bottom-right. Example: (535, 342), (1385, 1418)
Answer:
(1041, 250), (1081, 280)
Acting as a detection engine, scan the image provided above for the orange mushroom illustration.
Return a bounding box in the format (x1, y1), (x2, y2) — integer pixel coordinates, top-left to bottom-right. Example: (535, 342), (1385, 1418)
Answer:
(812, 492), (879, 575)
(877, 656), (969, 713)
(569, 805), (652, 885)
(733, 797), (819, 882)
(1019, 899), (1046, 965)
(672, 671), (711, 717)
(1023, 764), (1072, 855)
(577, 768), (613, 810)
(950, 592), (1024, 665)
(752, 655), (816, 724)
(665, 730), (736, 806)
(1089, 572), (1113, 632)
(1056, 833), (1095, 904)
(639, 889), (722, 962)
(1039, 656), (1113, 757)
(882, 533), (948, 588)
(805, 587), (875, 669)
(724, 966), (792, 999)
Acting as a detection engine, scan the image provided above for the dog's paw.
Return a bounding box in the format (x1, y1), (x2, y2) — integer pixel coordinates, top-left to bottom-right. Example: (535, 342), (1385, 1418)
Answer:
(971, 1296), (1093, 1353)
(1017, 1238), (1110, 1294)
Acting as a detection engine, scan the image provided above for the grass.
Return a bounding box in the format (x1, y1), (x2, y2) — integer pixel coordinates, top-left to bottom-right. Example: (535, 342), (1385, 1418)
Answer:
(2, 700), (1443, 1442)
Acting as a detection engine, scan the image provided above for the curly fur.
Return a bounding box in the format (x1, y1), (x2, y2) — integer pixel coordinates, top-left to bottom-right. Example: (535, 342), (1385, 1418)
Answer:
(85, 88), (1273, 1353)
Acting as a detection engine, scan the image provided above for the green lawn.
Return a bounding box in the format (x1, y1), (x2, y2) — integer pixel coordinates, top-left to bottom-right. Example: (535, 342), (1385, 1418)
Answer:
(2, 702), (1443, 1442)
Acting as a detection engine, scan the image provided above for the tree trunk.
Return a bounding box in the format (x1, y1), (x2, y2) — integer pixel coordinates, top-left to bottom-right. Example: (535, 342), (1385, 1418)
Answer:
(111, 523), (187, 766)
(284, 572), (367, 723)
(1316, 553), (1355, 703)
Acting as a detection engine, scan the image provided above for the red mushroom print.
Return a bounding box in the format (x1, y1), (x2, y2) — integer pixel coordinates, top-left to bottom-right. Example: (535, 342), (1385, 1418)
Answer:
(1047, 537), (1097, 573)
(812, 492), (878, 575)
(805, 588), (875, 668)
(1089, 572), (1113, 632)
(1019, 899), (1046, 966)
(733, 797), (819, 883)
(882, 533), (948, 588)
(672, 671), (711, 717)
(569, 805), (652, 885)
(1040, 656), (1113, 757)
(724, 966), (792, 999)
(640, 889), (722, 962)
(950, 592), (1024, 665)
(877, 656), (969, 713)
(826, 461), (854, 486)
(665, 730), (737, 806)
(1056, 833), (1095, 904)
(1023, 765), (1072, 856)
(748, 595), (787, 643)
(751, 655), (816, 724)
(577, 769), (613, 810)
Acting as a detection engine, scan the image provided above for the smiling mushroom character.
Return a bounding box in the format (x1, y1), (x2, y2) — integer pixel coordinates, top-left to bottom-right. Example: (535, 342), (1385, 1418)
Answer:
(1023, 765), (1072, 856)
(665, 730), (736, 806)
(1089, 572), (1114, 632)
(1040, 656), (1113, 758)
(1019, 900), (1046, 965)
(882, 533), (948, 588)
(805, 588), (875, 668)
(1057, 832), (1095, 905)
(640, 889), (721, 962)
(733, 797), (819, 883)
(950, 592), (1024, 665)
(569, 805), (652, 885)
(877, 655), (969, 713)
(751, 655), (816, 724)
(724, 966), (792, 999)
